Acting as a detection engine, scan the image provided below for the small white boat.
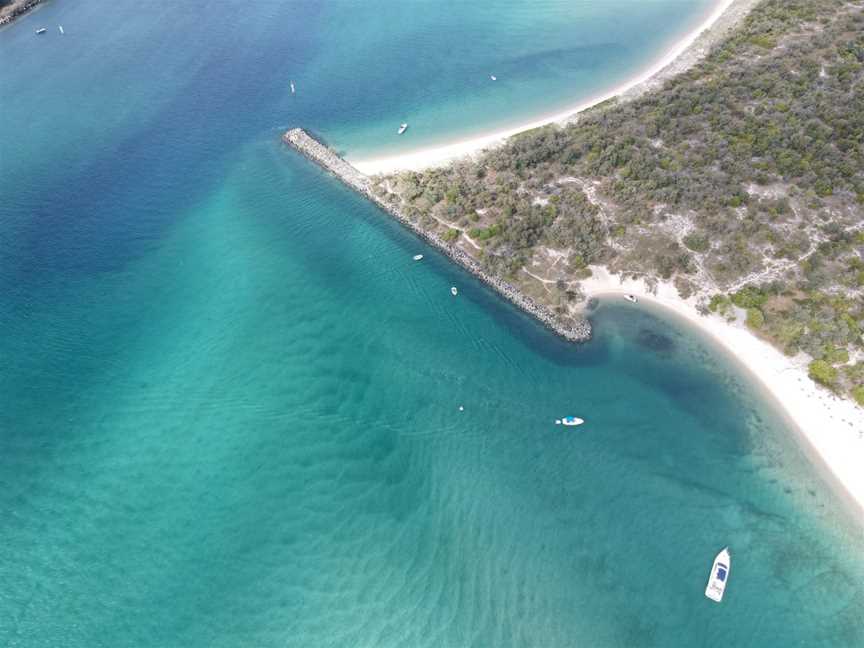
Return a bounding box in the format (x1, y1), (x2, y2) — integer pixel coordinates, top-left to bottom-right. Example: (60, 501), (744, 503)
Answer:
(290, 81), (295, 94)
(58, 25), (64, 34)
(450, 286), (458, 296)
(560, 416), (584, 427)
(490, 75), (497, 81)
(398, 123), (408, 135)
(624, 294), (638, 303)
(36, 27), (47, 34)
(412, 254), (424, 261)
(705, 547), (731, 603)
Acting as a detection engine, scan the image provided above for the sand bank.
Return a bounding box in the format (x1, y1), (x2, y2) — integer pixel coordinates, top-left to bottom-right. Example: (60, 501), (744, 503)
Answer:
(580, 266), (864, 519)
(351, 0), (759, 176)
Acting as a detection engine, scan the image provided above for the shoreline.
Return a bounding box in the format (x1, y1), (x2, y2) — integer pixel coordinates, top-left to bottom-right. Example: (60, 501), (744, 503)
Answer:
(286, 0), (864, 527)
(351, 0), (759, 176)
(579, 267), (864, 521)
(283, 128), (592, 344)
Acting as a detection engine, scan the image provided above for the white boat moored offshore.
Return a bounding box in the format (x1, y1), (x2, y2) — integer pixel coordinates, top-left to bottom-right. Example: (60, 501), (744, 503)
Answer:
(36, 27), (47, 34)
(58, 25), (64, 34)
(450, 286), (458, 296)
(705, 547), (731, 603)
(561, 416), (584, 426)
(490, 74), (497, 81)
(290, 81), (295, 94)
(413, 254), (424, 261)
(398, 123), (408, 135)
(624, 294), (638, 303)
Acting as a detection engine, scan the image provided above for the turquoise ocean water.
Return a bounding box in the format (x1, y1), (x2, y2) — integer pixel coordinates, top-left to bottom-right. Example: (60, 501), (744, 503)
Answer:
(2, 1), (863, 646)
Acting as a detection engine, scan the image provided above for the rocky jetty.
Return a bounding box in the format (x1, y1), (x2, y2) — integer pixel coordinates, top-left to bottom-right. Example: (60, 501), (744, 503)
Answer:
(0, 0), (45, 27)
(282, 128), (591, 343)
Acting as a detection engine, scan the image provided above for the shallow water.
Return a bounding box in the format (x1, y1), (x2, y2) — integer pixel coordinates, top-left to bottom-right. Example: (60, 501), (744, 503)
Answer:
(2, 1), (863, 646)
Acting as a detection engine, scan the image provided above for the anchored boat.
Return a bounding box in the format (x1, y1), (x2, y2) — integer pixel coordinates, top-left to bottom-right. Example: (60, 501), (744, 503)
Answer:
(36, 27), (47, 34)
(624, 294), (638, 303)
(705, 547), (731, 603)
(556, 416), (584, 426)
(58, 25), (64, 34)
(413, 254), (423, 261)
(450, 286), (458, 296)
(290, 81), (295, 94)
(398, 123), (408, 135)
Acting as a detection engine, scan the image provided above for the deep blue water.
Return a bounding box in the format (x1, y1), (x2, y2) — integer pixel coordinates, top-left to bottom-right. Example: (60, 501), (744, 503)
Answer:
(2, 2), (863, 647)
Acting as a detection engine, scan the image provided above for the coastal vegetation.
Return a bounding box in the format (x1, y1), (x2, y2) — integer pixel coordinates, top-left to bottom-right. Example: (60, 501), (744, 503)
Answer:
(374, 0), (864, 403)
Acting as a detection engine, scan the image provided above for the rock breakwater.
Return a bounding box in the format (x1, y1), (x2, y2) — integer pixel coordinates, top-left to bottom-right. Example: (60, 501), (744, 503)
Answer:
(0, 0), (46, 27)
(283, 128), (591, 343)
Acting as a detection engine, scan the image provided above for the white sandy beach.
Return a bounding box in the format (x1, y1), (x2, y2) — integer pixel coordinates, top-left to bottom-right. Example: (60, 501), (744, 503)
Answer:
(352, 0), (758, 175)
(580, 267), (864, 518)
(349, 0), (864, 520)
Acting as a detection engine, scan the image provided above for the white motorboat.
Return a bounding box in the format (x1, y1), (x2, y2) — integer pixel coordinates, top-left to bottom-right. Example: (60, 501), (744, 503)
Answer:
(705, 547), (731, 603)
(290, 81), (295, 94)
(412, 254), (423, 261)
(490, 75), (497, 81)
(398, 123), (408, 135)
(560, 416), (584, 426)
(624, 294), (638, 303)
(36, 27), (47, 34)
(450, 286), (458, 296)
(58, 25), (64, 34)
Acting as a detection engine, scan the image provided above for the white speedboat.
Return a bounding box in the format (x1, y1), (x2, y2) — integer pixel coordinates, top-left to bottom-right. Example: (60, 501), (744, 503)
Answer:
(413, 254), (423, 261)
(560, 416), (584, 426)
(290, 81), (295, 94)
(624, 294), (638, 303)
(398, 123), (408, 135)
(36, 27), (47, 34)
(58, 25), (64, 34)
(490, 74), (497, 81)
(705, 547), (731, 603)
(450, 286), (458, 296)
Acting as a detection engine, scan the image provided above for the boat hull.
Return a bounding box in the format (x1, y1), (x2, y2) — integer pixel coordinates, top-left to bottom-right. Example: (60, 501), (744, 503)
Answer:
(705, 548), (731, 602)
(561, 416), (584, 426)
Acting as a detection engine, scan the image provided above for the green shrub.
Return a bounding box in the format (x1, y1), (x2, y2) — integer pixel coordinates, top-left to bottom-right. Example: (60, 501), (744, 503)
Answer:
(808, 360), (837, 387)
(469, 223), (503, 241)
(683, 233), (710, 253)
(749, 34), (777, 49)
(731, 286), (769, 309)
(823, 346), (849, 365)
(851, 386), (864, 407)
(708, 294), (732, 315)
(746, 308), (765, 330)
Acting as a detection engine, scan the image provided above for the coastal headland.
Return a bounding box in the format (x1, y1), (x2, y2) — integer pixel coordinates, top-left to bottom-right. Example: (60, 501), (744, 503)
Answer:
(282, 128), (591, 344)
(326, 0), (864, 523)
